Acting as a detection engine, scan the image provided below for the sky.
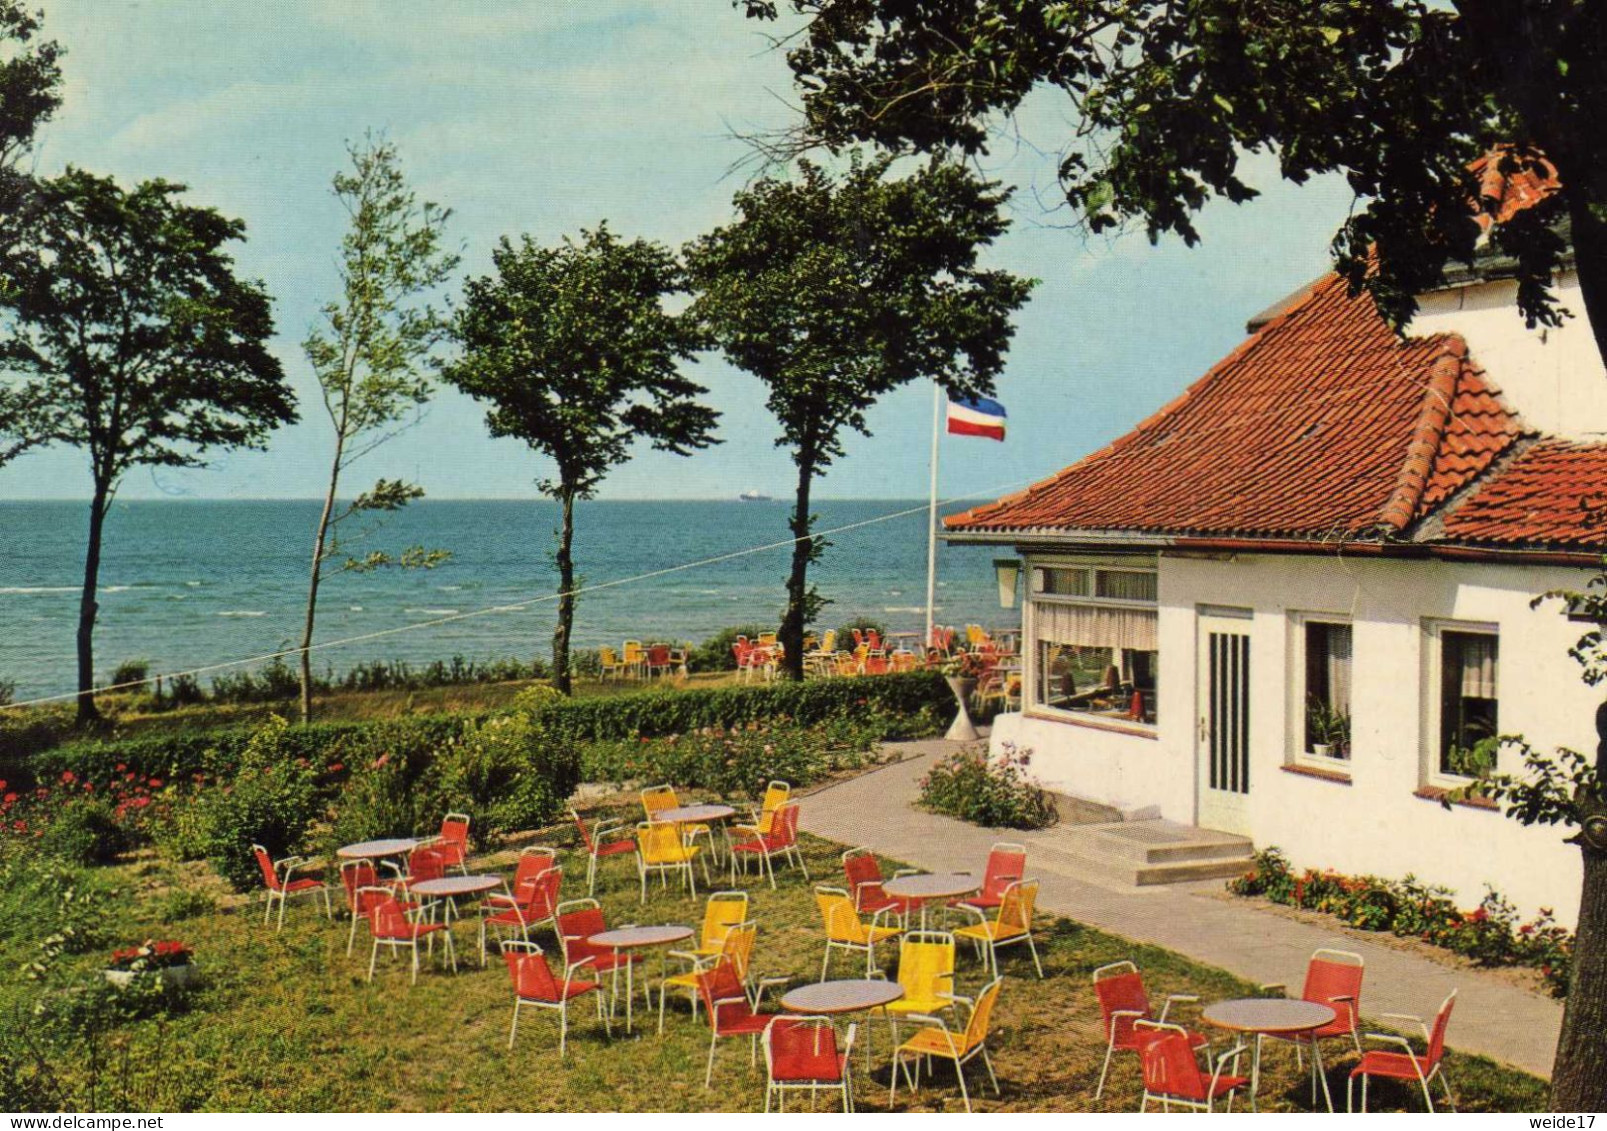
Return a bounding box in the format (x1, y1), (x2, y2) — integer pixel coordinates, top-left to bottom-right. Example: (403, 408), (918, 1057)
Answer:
(0, 0), (1359, 504)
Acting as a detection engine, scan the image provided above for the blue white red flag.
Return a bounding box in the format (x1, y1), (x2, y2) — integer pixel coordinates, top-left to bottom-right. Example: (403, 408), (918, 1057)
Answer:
(946, 395), (1007, 441)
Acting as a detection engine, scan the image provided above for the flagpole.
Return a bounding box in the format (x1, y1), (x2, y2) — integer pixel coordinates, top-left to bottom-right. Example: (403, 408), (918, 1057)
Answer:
(924, 382), (941, 653)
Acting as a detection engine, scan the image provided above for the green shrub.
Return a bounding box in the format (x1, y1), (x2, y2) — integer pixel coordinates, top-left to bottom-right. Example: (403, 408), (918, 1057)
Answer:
(107, 659), (151, 692)
(917, 744), (1057, 830)
(188, 717), (322, 891)
(835, 616), (888, 647)
(432, 714), (572, 841)
(157, 886), (217, 922)
(686, 625), (775, 673)
(38, 798), (129, 865)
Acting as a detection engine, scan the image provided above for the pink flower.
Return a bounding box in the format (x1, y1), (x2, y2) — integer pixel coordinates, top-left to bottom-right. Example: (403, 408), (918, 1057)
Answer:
(60, 770), (75, 785)
(372, 754), (390, 769)
(148, 778), (163, 789)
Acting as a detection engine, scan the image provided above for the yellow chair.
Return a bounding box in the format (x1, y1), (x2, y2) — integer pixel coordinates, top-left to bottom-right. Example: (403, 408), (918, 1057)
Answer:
(834, 652), (861, 677)
(889, 978), (1004, 1113)
(749, 780), (791, 836)
(756, 631), (778, 648)
(658, 914), (757, 1033)
(642, 783), (713, 853)
(816, 885), (902, 978)
(597, 645), (629, 681)
(879, 930), (958, 1027)
(636, 821), (705, 902)
(622, 639), (646, 678)
(954, 879), (1044, 978)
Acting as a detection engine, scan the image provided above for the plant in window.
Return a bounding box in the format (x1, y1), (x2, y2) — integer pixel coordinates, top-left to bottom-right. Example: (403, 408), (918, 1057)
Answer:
(1304, 697), (1351, 758)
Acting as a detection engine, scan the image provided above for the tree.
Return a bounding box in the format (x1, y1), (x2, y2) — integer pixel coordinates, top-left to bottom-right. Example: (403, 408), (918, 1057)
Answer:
(442, 226), (719, 694)
(686, 154), (1034, 679)
(740, 2), (1607, 363)
(0, 0), (62, 215)
(298, 138), (457, 723)
(0, 170), (295, 725)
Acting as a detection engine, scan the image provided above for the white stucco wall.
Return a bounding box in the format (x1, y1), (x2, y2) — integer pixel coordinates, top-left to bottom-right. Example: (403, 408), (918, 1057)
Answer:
(1410, 270), (1607, 439)
(994, 553), (1592, 924)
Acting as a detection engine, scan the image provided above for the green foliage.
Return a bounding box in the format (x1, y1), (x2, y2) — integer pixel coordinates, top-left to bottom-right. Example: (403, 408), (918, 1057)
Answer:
(916, 743), (1058, 830)
(1227, 847), (1574, 998)
(157, 886), (216, 922)
(107, 660), (150, 693)
(687, 625), (776, 673)
(835, 617), (887, 646)
(686, 153), (1034, 676)
(37, 798), (128, 866)
(186, 717), (322, 891)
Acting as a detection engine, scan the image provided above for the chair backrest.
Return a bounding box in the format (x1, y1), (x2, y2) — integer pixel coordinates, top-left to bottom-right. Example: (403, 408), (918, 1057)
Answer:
(897, 931), (956, 1003)
(648, 643), (671, 666)
(599, 644), (620, 666)
(636, 820), (685, 864)
(439, 812), (471, 850)
(570, 808), (595, 853)
(769, 802), (800, 846)
(408, 844), (447, 883)
(369, 894), (413, 939)
(511, 846), (557, 894)
(1303, 948), (1364, 1030)
(1093, 961), (1153, 1040)
(521, 865), (563, 916)
(851, 628), (865, 647)
(352, 883), (393, 921)
(999, 879), (1039, 933)
(841, 848), (888, 908)
(555, 899), (608, 963)
(700, 891), (750, 951)
(623, 640), (644, 662)
(1138, 1023), (1209, 1101)
(764, 1016), (845, 1083)
(720, 920), (759, 982)
(819, 629), (837, 652)
(760, 780), (791, 815)
(696, 957), (756, 1031)
(815, 886), (867, 944)
(965, 978), (1004, 1048)
(835, 653), (860, 676)
(641, 784), (677, 818)
(891, 650), (918, 672)
(983, 843), (1028, 898)
(252, 844), (280, 892)
(340, 860), (379, 909)
(863, 651), (889, 675)
(757, 631), (778, 647)
(502, 940), (563, 1002)
(866, 629), (882, 651)
(1425, 990), (1457, 1069)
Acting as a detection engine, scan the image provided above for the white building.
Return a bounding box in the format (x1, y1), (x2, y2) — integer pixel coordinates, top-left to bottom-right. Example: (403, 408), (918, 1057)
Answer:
(946, 185), (1602, 925)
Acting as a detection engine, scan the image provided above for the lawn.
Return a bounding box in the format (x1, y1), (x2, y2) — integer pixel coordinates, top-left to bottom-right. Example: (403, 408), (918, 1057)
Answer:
(0, 798), (1548, 1114)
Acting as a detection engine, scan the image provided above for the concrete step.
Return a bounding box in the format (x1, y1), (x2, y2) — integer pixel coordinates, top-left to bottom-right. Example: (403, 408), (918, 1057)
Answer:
(1029, 819), (1255, 887)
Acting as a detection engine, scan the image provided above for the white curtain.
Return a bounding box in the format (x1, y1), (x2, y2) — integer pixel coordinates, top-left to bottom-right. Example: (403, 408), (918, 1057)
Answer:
(1035, 602), (1158, 652)
(1324, 625), (1352, 714)
(1457, 634), (1499, 699)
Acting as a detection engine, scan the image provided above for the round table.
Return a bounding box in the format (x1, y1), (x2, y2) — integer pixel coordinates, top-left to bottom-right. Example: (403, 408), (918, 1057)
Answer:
(407, 874), (502, 925)
(589, 925), (694, 1034)
(654, 804), (737, 864)
(1203, 998), (1338, 1111)
(883, 873), (980, 928)
(782, 980), (905, 1075)
(336, 837), (418, 861)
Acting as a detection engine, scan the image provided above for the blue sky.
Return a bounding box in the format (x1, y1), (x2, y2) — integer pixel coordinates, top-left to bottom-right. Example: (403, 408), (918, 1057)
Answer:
(1, 0), (1357, 503)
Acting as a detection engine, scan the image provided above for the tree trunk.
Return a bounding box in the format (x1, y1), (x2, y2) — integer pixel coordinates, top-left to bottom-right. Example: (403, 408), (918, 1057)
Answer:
(551, 487), (576, 697)
(779, 446), (816, 682)
(300, 448), (343, 724)
(1549, 702), (1607, 1110)
(74, 480), (111, 727)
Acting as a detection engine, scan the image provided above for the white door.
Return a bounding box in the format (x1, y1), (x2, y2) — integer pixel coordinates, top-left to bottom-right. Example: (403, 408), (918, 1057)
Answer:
(1197, 613), (1252, 836)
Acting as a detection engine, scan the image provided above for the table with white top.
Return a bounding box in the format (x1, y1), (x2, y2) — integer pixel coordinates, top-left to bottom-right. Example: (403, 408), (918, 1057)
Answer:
(1202, 997), (1338, 1111)
(883, 872), (980, 929)
(589, 924), (694, 1034)
(653, 803), (737, 863)
(781, 979), (905, 1074)
(407, 873), (502, 925)
(335, 838), (418, 861)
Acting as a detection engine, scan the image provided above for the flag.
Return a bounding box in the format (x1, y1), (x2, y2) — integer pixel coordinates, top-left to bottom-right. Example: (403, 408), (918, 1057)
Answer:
(947, 395), (1007, 441)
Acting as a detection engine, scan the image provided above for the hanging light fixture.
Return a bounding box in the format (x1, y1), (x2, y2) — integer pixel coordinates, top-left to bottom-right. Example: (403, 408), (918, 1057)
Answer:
(993, 557), (1022, 609)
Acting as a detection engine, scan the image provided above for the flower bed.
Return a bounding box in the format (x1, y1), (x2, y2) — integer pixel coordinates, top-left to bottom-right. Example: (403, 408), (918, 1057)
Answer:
(1227, 847), (1574, 997)
(917, 742), (1058, 830)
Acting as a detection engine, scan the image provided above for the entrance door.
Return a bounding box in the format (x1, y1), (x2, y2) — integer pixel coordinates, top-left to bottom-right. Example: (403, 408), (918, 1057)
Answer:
(1197, 612), (1252, 835)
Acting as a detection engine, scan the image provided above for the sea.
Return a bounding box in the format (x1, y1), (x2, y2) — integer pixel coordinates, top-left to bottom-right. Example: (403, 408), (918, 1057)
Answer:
(0, 499), (1015, 701)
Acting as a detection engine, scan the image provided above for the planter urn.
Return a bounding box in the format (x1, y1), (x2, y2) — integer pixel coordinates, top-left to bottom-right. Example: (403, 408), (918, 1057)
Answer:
(945, 676), (980, 742)
(103, 963), (196, 991)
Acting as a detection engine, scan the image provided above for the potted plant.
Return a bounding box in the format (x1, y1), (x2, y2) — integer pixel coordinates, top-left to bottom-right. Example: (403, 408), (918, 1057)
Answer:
(104, 939), (196, 990)
(939, 651), (986, 741)
(1305, 698), (1351, 758)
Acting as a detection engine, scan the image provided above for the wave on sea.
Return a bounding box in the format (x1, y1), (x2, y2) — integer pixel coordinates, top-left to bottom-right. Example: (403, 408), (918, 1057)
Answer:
(217, 610), (267, 618)
(0, 586), (77, 594)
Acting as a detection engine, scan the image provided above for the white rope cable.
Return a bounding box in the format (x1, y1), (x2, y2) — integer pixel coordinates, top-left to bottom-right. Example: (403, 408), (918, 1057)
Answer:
(0, 479), (1038, 712)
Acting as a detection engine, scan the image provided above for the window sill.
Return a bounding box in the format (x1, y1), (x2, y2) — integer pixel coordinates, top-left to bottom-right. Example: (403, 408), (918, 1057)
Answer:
(1280, 762), (1352, 785)
(1023, 708), (1159, 741)
(1412, 785), (1501, 812)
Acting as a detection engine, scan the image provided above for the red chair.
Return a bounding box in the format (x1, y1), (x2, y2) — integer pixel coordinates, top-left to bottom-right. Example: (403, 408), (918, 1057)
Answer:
(1092, 960), (1207, 1100)
(252, 843), (331, 932)
(572, 807), (636, 895)
(555, 898), (643, 1012)
(340, 860), (413, 955)
(646, 643), (673, 678)
(763, 1016), (856, 1112)
(694, 956), (787, 1087)
(1262, 948), (1365, 1055)
(952, 842), (1027, 915)
(433, 812), (471, 875)
(729, 801), (808, 888)
(1136, 1022), (1248, 1112)
(388, 843), (448, 894)
(841, 847), (920, 921)
(501, 939), (609, 1056)
(366, 892), (455, 984)
(479, 863), (563, 964)
(1348, 990), (1457, 1112)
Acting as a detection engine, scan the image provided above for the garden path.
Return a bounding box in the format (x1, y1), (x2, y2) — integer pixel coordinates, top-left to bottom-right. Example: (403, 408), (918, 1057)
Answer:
(796, 738), (1564, 1078)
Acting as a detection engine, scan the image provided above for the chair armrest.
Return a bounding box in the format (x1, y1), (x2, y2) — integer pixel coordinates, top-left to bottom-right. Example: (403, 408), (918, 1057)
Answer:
(409, 899), (444, 922)
(1364, 1032), (1420, 1054)
(1157, 994), (1199, 1023)
(664, 949), (703, 965)
(937, 992), (974, 1008)
(274, 855), (306, 876)
(869, 905), (902, 930)
(1378, 1012), (1423, 1025)
(751, 975), (790, 1006)
(867, 969), (888, 981)
(892, 868), (922, 879)
(1259, 982), (1288, 997)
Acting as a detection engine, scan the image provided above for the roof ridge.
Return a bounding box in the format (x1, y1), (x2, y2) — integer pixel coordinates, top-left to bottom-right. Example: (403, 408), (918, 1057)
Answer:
(1377, 341), (1468, 532)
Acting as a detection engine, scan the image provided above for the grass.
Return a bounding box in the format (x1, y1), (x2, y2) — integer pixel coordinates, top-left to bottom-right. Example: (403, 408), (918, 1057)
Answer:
(0, 806), (1549, 1113)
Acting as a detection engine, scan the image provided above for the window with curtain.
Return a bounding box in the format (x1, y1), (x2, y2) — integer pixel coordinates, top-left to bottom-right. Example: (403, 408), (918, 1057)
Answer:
(1030, 565), (1158, 725)
(1301, 620), (1352, 761)
(1438, 629), (1499, 778)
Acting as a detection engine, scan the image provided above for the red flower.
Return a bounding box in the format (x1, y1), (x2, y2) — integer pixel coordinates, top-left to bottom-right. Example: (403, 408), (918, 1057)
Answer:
(124, 772), (136, 782)
(328, 762), (344, 774)
(60, 770), (75, 784)
(132, 796), (151, 809)
(372, 754), (390, 769)
(3, 793), (16, 805)
(11, 820), (25, 832)
(148, 778), (163, 789)
(115, 763), (126, 772)
(0, 779), (6, 791)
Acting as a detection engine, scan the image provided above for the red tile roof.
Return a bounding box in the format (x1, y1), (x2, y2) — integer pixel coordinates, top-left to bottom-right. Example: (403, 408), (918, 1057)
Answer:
(1471, 149), (1561, 228)
(946, 273), (1526, 542)
(1439, 440), (1607, 547)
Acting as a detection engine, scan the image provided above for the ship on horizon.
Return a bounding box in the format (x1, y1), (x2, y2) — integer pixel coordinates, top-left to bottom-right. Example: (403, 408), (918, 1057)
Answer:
(737, 489), (772, 502)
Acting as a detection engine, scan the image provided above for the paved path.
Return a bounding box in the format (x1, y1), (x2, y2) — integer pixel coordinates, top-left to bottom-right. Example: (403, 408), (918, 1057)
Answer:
(798, 739), (1563, 1078)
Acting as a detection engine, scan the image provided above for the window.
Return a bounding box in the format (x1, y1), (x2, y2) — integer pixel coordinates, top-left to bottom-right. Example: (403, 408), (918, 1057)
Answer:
(1297, 618), (1352, 763)
(1435, 628), (1499, 780)
(1028, 559), (1158, 726)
